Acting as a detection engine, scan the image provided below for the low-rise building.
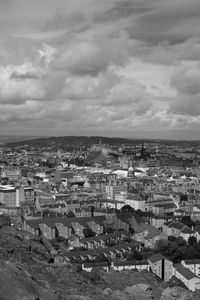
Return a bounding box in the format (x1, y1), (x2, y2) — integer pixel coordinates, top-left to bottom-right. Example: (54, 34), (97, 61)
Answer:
(181, 259), (200, 277)
(113, 260), (149, 272)
(173, 264), (200, 291)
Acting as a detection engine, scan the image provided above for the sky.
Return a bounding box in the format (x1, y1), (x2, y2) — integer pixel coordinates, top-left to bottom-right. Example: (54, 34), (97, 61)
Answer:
(0, 0), (200, 139)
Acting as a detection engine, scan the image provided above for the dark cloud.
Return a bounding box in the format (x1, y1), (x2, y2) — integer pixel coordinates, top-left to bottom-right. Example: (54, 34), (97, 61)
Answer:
(52, 33), (130, 76)
(94, 0), (150, 23)
(10, 71), (39, 80)
(170, 63), (200, 95)
(169, 64), (200, 116)
(169, 93), (200, 116)
(126, 0), (200, 44)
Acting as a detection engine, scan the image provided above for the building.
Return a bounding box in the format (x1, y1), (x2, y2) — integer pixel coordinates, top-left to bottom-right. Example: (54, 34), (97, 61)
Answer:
(152, 203), (177, 215)
(173, 264), (200, 291)
(113, 260), (149, 272)
(1, 168), (21, 181)
(0, 185), (18, 207)
(181, 260), (200, 277)
(125, 194), (146, 211)
(148, 254), (173, 282)
(82, 262), (109, 272)
(144, 227), (168, 249)
(105, 185), (127, 200)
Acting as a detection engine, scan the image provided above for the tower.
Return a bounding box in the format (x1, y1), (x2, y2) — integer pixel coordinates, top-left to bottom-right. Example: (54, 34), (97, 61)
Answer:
(127, 159), (134, 178)
(140, 140), (146, 160)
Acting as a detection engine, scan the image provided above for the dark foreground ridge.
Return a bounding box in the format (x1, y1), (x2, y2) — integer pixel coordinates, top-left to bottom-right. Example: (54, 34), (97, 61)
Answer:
(0, 226), (199, 300)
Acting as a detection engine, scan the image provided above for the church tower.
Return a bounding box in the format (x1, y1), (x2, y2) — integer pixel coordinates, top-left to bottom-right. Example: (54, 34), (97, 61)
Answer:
(127, 159), (134, 178)
(140, 140), (146, 160)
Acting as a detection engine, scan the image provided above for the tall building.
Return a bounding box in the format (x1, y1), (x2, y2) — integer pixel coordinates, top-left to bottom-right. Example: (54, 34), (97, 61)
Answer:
(0, 185), (18, 207)
(1, 168), (21, 181)
(127, 160), (134, 178)
(140, 141), (146, 160)
(105, 184), (127, 200)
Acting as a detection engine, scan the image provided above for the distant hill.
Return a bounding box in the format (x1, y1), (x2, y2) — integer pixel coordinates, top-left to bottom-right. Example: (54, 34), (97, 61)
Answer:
(0, 135), (41, 145)
(4, 135), (200, 149)
(4, 136), (136, 149)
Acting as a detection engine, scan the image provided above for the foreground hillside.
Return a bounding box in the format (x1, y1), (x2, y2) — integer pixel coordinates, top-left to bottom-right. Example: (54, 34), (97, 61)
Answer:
(0, 226), (199, 300)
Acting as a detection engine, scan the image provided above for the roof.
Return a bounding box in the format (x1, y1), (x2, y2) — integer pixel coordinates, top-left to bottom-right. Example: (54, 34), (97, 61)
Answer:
(194, 225), (200, 234)
(67, 241), (141, 259)
(82, 262), (108, 268)
(180, 227), (194, 234)
(183, 259), (200, 265)
(148, 253), (163, 263)
(26, 215), (106, 230)
(144, 227), (162, 240)
(114, 260), (148, 267)
(170, 222), (185, 230)
(81, 231), (125, 243)
(175, 264), (196, 280)
(134, 222), (150, 234)
(153, 203), (177, 209)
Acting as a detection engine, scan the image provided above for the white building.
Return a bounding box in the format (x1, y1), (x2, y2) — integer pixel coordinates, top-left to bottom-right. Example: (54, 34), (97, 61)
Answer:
(173, 264), (200, 291)
(113, 169), (128, 178)
(181, 260), (200, 277)
(0, 185), (18, 207)
(113, 260), (149, 272)
(125, 194), (146, 211)
(105, 185), (127, 200)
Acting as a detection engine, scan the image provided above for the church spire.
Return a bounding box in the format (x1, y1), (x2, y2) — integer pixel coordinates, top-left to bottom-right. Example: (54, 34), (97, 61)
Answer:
(140, 140), (146, 160)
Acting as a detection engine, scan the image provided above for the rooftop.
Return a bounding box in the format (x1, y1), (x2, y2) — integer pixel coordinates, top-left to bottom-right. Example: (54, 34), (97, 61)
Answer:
(175, 264), (196, 280)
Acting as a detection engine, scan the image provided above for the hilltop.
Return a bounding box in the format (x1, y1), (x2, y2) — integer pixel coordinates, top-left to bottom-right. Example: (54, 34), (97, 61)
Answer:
(4, 135), (200, 150)
(4, 136), (135, 149)
(0, 135), (41, 145)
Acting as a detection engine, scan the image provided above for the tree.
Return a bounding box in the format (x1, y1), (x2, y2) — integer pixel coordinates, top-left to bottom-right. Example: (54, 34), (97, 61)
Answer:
(121, 205), (134, 214)
(155, 239), (169, 255)
(175, 237), (187, 247)
(83, 227), (95, 238)
(188, 236), (197, 246)
(181, 216), (195, 228)
(104, 227), (114, 234)
(67, 211), (75, 218)
(168, 235), (176, 243)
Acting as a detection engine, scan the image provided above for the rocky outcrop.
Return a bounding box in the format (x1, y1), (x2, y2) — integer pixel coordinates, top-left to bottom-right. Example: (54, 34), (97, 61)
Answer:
(0, 261), (57, 300)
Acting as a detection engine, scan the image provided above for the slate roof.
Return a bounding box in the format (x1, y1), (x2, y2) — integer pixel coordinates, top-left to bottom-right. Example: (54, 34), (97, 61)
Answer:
(114, 260), (148, 267)
(67, 241), (140, 259)
(134, 222), (150, 234)
(180, 227), (194, 234)
(26, 215), (106, 230)
(83, 262), (108, 268)
(175, 264), (196, 280)
(183, 259), (200, 265)
(144, 227), (161, 240)
(148, 253), (163, 263)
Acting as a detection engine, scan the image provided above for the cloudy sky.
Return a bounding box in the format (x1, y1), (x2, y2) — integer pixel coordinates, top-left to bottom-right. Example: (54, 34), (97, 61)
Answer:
(0, 0), (200, 139)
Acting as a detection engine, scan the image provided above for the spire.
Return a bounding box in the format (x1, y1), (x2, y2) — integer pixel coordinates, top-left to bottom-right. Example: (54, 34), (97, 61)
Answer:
(99, 137), (102, 145)
(141, 140), (146, 160)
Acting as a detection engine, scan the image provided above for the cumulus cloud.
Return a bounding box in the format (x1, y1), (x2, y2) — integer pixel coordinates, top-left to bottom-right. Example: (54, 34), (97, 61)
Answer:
(169, 63), (200, 116)
(0, 0), (199, 138)
(0, 65), (45, 104)
(171, 63), (200, 95)
(10, 71), (39, 80)
(51, 32), (130, 76)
